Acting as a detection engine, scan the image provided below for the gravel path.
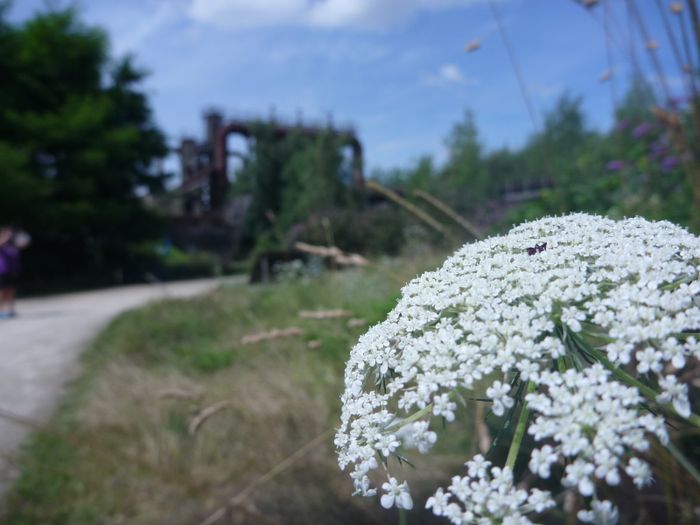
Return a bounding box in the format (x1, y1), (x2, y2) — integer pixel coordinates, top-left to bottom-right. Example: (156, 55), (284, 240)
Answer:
(0, 278), (232, 494)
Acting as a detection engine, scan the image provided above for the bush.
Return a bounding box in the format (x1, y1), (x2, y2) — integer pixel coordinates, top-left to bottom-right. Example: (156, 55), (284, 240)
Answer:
(296, 207), (406, 255)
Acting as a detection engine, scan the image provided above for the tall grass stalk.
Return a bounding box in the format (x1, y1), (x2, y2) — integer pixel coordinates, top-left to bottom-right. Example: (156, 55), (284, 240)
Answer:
(366, 180), (456, 241)
(413, 189), (483, 240)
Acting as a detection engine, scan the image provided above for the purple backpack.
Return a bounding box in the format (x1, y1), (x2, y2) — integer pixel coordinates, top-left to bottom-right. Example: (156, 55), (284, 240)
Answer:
(0, 245), (19, 275)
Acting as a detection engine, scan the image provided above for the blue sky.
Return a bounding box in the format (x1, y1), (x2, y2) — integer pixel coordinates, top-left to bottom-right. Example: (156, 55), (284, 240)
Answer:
(10, 0), (681, 173)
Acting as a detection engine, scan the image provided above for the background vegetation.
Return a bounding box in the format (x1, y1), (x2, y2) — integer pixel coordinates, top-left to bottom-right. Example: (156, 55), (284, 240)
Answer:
(1, 257), (486, 525)
(2, 6), (696, 290)
(375, 81), (692, 232)
(2, 2), (700, 524)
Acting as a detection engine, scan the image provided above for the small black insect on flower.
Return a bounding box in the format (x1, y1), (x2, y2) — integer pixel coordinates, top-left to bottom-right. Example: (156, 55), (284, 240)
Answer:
(526, 242), (547, 256)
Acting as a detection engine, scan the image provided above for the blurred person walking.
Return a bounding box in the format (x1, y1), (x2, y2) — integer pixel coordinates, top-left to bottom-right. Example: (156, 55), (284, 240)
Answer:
(0, 227), (30, 319)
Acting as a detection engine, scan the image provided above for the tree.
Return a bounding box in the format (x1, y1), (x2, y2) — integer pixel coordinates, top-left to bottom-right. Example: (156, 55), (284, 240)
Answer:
(0, 7), (168, 287)
(439, 110), (490, 212)
(231, 124), (357, 253)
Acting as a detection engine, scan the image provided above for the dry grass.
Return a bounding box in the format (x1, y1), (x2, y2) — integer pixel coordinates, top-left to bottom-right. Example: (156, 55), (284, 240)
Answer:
(1, 255), (474, 525)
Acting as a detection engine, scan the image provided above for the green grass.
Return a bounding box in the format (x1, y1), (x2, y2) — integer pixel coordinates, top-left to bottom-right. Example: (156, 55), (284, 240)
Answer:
(2, 256), (473, 525)
(84, 268), (403, 374)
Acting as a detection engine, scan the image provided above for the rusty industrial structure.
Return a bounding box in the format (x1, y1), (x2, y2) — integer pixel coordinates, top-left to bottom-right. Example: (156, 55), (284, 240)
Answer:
(165, 109), (550, 267)
(176, 110), (364, 214)
(168, 110), (364, 259)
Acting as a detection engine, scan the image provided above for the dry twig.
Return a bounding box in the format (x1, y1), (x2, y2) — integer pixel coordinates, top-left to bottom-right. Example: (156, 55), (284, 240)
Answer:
(159, 388), (202, 402)
(188, 400), (235, 436)
(299, 309), (352, 319)
(293, 241), (369, 267)
(474, 402), (492, 454)
(465, 38), (481, 52)
(240, 327), (303, 345)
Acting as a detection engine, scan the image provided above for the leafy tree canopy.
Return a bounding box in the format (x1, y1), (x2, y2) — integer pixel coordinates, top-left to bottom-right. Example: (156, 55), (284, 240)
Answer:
(0, 6), (168, 287)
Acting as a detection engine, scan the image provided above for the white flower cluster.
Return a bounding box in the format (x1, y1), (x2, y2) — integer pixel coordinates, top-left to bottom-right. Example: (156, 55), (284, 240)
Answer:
(577, 499), (619, 525)
(336, 214), (700, 522)
(426, 455), (554, 524)
(526, 365), (666, 495)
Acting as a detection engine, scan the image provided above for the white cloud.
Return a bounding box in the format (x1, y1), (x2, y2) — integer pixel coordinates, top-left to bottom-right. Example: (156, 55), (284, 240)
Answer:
(81, 0), (187, 56)
(529, 82), (563, 101)
(424, 64), (477, 86)
(112, 2), (180, 55)
(188, 0), (307, 28)
(440, 64), (465, 83)
(264, 37), (390, 64)
(188, 0), (484, 30)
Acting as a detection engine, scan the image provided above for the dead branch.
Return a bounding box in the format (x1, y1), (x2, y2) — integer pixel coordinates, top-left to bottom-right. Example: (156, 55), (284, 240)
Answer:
(240, 327), (303, 345)
(293, 242), (370, 267)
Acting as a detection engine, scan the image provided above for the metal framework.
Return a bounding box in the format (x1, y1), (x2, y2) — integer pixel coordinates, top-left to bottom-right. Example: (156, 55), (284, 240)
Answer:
(177, 111), (364, 212)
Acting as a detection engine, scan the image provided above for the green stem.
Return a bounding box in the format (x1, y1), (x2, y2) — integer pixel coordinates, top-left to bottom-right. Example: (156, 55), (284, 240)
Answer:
(399, 508), (407, 525)
(659, 274), (697, 291)
(556, 357), (567, 373)
(560, 326), (700, 485)
(582, 344), (660, 399)
(385, 404), (434, 432)
(666, 440), (700, 485)
(581, 343), (700, 428)
(505, 381), (535, 470)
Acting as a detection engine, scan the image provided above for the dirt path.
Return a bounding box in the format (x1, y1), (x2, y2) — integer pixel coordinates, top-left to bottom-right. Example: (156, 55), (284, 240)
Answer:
(0, 278), (234, 494)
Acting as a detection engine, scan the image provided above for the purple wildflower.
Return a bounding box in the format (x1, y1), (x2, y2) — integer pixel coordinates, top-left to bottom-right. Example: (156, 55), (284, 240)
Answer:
(661, 156), (679, 171)
(649, 140), (667, 159)
(632, 122), (653, 139)
(606, 160), (625, 172)
(615, 119), (629, 132)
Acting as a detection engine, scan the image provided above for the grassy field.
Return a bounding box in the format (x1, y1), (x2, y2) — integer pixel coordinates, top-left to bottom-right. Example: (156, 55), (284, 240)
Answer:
(1, 255), (477, 525)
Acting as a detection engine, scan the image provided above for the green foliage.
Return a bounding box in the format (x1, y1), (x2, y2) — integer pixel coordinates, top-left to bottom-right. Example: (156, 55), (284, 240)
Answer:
(232, 124), (360, 253)
(6, 431), (102, 525)
(279, 132), (353, 230)
(439, 110), (490, 211)
(379, 81), (692, 235)
(0, 7), (168, 288)
(88, 294), (238, 373)
(299, 208), (406, 255)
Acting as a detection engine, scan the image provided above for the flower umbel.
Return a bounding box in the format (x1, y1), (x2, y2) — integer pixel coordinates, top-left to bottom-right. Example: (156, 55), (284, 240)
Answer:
(336, 214), (700, 523)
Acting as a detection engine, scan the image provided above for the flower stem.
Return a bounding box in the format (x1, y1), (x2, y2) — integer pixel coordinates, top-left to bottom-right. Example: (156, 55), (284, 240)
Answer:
(566, 331), (700, 487)
(505, 381), (535, 470)
(579, 341), (700, 428)
(399, 509), (407, 525)
(385, 404), (434, 432)
(666, 439), (700, 485)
